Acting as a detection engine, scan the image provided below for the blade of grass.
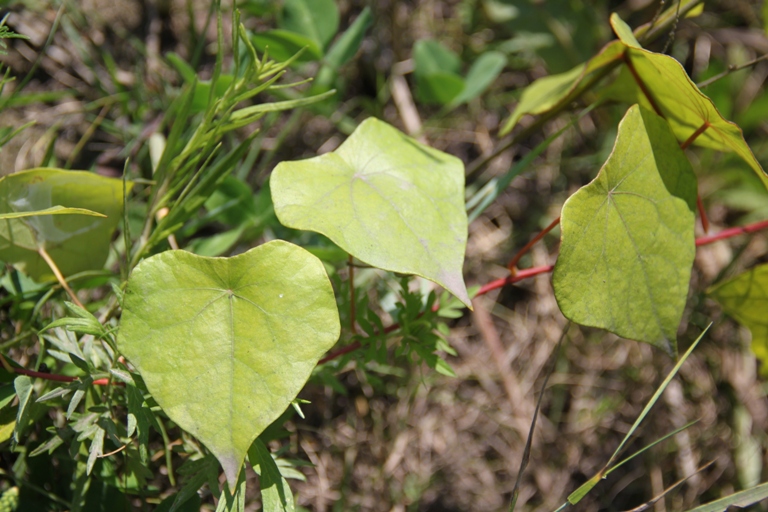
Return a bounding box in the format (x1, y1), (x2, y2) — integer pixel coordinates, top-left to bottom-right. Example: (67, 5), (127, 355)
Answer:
(683, 481), (768, 511)
(567, 324), (711, 505)
(509, 322), (569, 511)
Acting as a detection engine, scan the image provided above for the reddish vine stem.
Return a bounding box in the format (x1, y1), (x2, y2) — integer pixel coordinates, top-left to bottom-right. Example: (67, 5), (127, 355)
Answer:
(680, 121), (710, 150)
(318, 218), (768, 366)
(11, 366), (114, 386)
(695, 219), (768, 246)
(622, 51), (664, 117)
(696, 194), (710, 233)
(677, 121), (713, 232)
(508, 216), (561, 274)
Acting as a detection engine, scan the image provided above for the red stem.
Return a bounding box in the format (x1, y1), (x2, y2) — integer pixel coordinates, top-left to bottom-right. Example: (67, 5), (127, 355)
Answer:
(680, 121), (710, 150)
(11, 367), (115, 386)
(696, 219), (768, 246)
(623, 51), (664, 117)
(696, 194), (710, 233)
(508, 217), (561, 273)
(318, 218), (768, 365)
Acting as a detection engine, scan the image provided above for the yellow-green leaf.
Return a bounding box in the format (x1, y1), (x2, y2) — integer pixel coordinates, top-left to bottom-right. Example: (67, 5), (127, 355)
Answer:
(0, 168), (132, 281)
(117, 241), (340, 489)
(271, 118), (471, 307)
(553, 105), (697, 354)
(606, 14), (768, 189)
(709, 264), (768, 374)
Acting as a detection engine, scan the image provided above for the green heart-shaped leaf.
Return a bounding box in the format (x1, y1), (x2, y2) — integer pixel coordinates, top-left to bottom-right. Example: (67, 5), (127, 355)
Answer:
(709, 263), (768, 374)
(606, 14), (768, 188)
(0, 168), (131, 281)
(271, 118), (471, 307)
(117, 241), (340, 488)
(553, 105), (697, 354)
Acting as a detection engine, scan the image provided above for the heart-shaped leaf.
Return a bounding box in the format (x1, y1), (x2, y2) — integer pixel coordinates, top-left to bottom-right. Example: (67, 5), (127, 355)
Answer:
(0, 168), (131, 281)
(605, 14), (768, 188)
(271, 118), (471, 307)
(553, 105), (697, 354)
(709, 263), (768, 374)
(117, 241), (340, 488)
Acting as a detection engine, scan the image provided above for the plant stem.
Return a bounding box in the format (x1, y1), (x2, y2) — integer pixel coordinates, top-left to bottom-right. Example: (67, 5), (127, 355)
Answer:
(696, 194), (710, 233)
(697, 54), (768, 89)
(508, 217), (561, 273)
(623, 52), (664, 117)
(318, 218), (768, 365)
(680, 121), (710, 150)
(696, 219), (768, 246)
(476, 265), (556, 297)
(37, 246), (85, 309)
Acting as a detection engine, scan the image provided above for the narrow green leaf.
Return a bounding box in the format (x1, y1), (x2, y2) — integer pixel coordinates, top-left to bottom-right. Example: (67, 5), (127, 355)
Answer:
(568, 326), (708, 504)
(271, 118), (471, 307)
(324, 7), (372, 69)
(280, 0), (339, 50)
(567, 474), (601, 505)
(86, 426), (104, 475)
(450, 51), (507, 106)
(0, 169), (132, 281)
(251, 30), (322, 63)
(230, 89), (336, 120)
(554, 105), (697, 353)
(118, 241), (340, 489)
(215, 470), (246, 511)
(709, 263), (768, 374)
(13, 376), (33, 443)
(415, 72), (465, 105)
(413, 39), (461, 76)
(0, 205), (106, 220)
(249, 439), (295, 512)
(684, 481), (768, 511)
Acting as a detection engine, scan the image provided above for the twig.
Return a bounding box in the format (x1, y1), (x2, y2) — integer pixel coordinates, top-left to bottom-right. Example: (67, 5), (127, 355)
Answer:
(660, 0), (682, 55)
(508, 216), (561, 274)
(37, 246), (85, 309)
(696, 194), (710, 233)
(697, 54), (768, 89)
(621, 460), (714, 512)
(509, 322), (569, 511)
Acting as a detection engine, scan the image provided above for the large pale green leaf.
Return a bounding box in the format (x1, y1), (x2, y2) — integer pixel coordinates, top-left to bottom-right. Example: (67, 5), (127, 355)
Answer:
(117, 241), (340, 489)
(553, 105), (697, 354)
(709, 264), (768, 374)
(606, 14), (768, 188)
(271, 118), (471, 307)
(0, 168), (131, 281)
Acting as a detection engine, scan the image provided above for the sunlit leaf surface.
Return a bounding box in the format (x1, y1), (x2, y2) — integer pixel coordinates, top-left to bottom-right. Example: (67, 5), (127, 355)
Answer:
(271, 118), (471, 307)
(118, 241), (340, 488)
(554, 105), (697, 354)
